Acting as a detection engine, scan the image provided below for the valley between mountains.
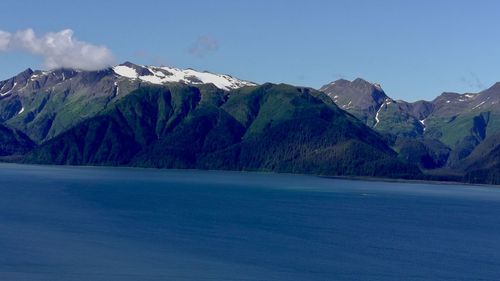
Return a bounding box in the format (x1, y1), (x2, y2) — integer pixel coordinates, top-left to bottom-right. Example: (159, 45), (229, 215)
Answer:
(1, 62), (499, 184)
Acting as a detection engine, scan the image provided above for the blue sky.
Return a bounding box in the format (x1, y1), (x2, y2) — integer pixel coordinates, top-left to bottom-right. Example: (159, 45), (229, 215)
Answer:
(1, 0), (499, 101)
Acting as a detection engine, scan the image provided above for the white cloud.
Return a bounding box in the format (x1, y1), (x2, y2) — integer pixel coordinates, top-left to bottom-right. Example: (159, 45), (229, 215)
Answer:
(0, 28), (115, 70)
(0, 31), (11, 51)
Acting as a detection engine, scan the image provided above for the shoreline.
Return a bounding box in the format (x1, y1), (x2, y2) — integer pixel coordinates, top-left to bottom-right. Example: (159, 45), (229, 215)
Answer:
(0, 161), (492, 188)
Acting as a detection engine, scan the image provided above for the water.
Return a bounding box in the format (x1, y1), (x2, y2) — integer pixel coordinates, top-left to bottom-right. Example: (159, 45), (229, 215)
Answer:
(1, 163), (500, 280)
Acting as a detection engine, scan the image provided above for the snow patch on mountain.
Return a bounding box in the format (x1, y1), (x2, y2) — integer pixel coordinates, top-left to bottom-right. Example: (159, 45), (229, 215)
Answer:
(374, 107), (382, 125)
(374, 99), (392, 126)
(112, 63), (256, 91)
(1, 82), (17, 96)
(419, 119), (426, 132)
(113, 65), (138, 79)
(472, 101), (486, 110)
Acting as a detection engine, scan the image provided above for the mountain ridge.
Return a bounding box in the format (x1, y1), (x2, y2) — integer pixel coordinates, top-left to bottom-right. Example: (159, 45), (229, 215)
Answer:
(321, 78), (500, 183)
(0, 62), (257, 143)
(24, 83), (421, 179)
(1, 64), (500, 184)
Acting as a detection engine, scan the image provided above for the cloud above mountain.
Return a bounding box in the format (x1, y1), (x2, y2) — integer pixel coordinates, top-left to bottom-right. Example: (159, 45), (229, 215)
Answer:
(188, 36), (219, 57)
(0, 29), (115, 70)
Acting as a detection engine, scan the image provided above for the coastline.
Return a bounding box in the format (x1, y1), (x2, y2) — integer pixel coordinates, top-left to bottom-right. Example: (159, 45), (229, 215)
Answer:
(0, 161), (491, 188)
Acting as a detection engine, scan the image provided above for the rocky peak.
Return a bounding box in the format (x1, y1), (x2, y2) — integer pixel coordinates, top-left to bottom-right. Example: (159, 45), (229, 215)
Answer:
(320, 78), (388, 113)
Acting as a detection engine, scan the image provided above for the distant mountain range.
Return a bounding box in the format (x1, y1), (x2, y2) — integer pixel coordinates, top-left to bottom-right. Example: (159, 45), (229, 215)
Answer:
(321, 78), (500, 183)
(0, 62), (499, 184)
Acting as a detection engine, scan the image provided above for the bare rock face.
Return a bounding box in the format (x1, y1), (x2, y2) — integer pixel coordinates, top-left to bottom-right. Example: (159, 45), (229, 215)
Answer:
(320, 78), (388, 123)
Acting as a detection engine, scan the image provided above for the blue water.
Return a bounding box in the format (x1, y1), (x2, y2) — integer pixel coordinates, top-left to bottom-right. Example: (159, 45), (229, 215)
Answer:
(1, 164), (500, 280)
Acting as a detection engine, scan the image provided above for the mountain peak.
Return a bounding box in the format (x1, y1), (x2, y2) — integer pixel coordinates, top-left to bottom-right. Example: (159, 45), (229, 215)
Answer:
(320, 78), (386, 99)
(21, 68), (34, 74)
(120, 61), (136, 67)
(324, 78), (383, 92)
(483, 82), (500, 93)
(473, 82), (500, 105)
(115, 61), (153, 76)
(17, 68), (34, 79)
(329, 78), (351, 86)
(320, 77), (389, 122)
(352, 77), (372, 85)
(112, 62), (256, 91)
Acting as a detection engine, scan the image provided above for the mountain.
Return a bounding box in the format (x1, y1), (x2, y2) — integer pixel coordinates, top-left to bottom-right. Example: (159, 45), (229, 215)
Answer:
(113, 61), (256, 90)
(407, 84), (500, 169)
(0, 62), (256, 143)
(0, 123), (34, 157)
(414, 130), (500, 185)
(2, 62), (500, 184)
(320, 78), (389, 125)
(448, 133), (500, 184)
(321, 78), (500, 181)
(25, 82), (421, 178)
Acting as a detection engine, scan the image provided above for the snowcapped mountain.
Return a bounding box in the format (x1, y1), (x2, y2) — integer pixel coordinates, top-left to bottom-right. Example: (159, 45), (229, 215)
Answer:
(3, 63), (500, 183)
(0, 62), (257, 143)
(112, 62), (256, 91)
(0, 62), (256, 99)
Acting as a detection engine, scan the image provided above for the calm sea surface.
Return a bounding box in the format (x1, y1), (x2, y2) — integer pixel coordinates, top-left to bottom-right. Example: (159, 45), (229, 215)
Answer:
(1, 163), (500, 280)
